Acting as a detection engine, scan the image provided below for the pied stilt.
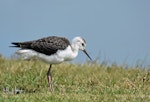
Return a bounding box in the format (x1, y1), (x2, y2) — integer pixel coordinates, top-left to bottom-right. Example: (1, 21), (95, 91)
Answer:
(11, 36), (92, 91)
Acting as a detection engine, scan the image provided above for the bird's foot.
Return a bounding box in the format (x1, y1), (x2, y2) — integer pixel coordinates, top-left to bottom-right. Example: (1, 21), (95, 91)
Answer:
(48, 82), (53, 92)
(47, 75), (53, 92)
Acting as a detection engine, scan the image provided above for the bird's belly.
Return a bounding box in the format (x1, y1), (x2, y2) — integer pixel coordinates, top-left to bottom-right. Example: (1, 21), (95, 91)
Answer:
(37, 53), (64, 64)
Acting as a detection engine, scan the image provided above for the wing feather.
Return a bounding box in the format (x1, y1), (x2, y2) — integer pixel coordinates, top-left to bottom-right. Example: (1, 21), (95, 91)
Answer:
(11, 36), (70, 55)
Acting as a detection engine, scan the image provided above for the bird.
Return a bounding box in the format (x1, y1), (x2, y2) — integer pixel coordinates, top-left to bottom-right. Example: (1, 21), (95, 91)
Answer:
(11, 36), (92, 91)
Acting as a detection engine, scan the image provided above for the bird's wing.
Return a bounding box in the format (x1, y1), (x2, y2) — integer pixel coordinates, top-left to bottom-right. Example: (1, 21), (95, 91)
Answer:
(11, 36), (70, 55)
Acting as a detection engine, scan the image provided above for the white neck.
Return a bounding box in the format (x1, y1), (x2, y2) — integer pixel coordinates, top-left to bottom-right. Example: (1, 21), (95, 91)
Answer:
(71, 42), (79, 52)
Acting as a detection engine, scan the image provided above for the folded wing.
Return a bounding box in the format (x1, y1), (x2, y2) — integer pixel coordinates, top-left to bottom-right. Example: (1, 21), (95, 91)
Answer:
(11, 36), (70, 55)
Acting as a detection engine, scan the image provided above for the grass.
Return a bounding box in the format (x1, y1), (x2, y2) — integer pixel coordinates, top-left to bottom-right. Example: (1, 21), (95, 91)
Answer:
(0, 57), (150, 102)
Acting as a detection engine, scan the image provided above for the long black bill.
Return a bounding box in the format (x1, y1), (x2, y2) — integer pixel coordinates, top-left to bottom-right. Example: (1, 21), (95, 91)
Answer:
(83, 50), (92, 61)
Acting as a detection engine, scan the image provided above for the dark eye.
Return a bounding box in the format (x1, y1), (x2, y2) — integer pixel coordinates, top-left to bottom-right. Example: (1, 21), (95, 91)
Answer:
(82, 43), (84, 46)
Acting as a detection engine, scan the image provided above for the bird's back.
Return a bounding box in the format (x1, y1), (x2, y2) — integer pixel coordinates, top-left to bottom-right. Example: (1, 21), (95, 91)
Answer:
(11, 36), (70, 55)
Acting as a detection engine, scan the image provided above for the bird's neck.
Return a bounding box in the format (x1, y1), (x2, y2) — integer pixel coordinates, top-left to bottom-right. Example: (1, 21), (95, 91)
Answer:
(70, 43), (79, 52)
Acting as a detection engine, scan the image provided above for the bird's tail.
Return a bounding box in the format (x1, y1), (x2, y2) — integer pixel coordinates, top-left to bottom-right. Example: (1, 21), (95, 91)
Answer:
(10, 42), (32, 48)
(10, 42), (20, 47)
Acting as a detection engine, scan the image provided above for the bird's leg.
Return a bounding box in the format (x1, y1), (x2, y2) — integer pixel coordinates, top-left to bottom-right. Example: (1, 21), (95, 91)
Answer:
(47, 64), (53, 92)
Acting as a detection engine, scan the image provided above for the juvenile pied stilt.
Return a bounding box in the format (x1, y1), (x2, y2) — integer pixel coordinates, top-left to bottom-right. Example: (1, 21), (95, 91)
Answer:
(11, 36), (92, 91)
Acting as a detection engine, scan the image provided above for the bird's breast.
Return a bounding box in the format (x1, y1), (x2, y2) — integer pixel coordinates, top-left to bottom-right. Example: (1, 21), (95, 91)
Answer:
(57, 46), (78, 61)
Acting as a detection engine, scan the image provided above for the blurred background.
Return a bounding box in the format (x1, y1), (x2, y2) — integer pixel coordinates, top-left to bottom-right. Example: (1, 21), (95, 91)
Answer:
(0, 0), (150, 67)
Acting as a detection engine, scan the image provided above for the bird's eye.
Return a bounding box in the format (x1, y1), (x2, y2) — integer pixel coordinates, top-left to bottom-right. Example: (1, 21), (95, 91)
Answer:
(82, 43), (84, 46)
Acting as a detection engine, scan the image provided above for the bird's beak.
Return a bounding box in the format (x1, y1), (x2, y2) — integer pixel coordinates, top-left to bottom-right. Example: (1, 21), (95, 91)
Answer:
(83, 49), (92, 61)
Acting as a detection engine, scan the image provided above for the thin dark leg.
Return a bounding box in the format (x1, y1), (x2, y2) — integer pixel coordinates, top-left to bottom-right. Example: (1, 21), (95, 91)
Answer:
(47, 64), (53, 91)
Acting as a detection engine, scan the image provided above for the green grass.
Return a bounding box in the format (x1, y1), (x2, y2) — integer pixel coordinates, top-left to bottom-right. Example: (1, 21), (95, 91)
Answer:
(0, 57), (150, 102)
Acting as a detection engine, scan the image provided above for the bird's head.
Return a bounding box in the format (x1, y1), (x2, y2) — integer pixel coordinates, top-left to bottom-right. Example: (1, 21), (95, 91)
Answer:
(72, 36), (92, 61)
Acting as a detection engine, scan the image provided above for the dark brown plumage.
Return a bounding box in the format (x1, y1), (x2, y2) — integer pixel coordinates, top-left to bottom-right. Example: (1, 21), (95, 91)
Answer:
(11, 36), (70, 55)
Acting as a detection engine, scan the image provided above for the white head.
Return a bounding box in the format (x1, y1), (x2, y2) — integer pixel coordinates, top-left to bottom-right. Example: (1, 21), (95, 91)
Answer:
(71, 36), (92, 60)
(72, 36), (86, 50)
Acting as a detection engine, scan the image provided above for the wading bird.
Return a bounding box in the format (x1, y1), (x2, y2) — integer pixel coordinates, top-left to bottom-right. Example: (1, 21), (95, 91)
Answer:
(11, 36), (92, 91)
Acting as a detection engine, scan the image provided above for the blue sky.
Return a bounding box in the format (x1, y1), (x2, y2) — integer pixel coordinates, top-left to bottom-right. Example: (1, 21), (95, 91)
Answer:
(0, 0), (150, 67)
